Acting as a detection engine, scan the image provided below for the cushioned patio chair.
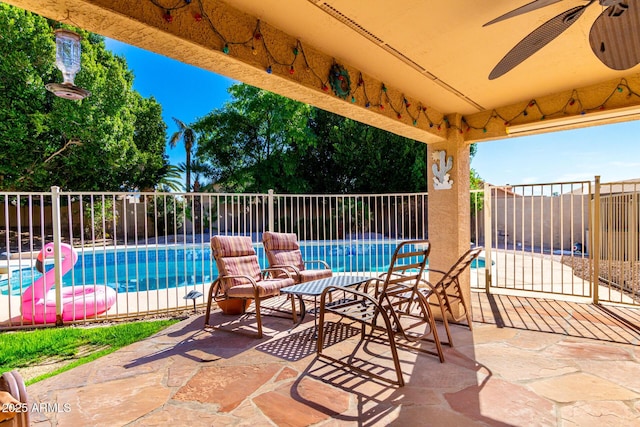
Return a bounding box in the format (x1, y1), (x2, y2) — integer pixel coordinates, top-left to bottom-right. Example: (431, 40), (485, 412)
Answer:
(420, 247), (483, 346)
(316, 240), (444, 387)
(262, 231), (332, 284)
(204, 235), (296, 338)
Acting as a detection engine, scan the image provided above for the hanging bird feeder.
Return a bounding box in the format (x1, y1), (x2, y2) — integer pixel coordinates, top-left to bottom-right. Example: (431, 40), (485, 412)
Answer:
(45, 29), (91, 100)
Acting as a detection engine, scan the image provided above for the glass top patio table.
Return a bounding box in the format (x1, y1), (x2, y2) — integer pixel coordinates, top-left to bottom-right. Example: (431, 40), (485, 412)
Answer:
(281, 275), (373, 333)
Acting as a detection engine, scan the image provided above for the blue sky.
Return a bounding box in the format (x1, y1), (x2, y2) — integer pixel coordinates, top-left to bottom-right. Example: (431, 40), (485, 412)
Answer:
(105, 38), (640, 186)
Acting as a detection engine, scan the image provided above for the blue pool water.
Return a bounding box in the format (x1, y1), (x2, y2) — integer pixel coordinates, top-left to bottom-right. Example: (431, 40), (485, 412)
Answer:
(0, 242), (486, 296)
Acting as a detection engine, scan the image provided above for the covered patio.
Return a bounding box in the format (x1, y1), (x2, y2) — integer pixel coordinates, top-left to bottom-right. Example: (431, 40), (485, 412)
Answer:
(3, 1), (640, 425)
(25, 293), (640, 426)
(8, 0), (640, 306)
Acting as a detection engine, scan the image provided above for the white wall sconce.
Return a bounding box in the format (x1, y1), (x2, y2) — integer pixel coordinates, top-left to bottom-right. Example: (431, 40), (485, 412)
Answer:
(45, 29), (91, 100)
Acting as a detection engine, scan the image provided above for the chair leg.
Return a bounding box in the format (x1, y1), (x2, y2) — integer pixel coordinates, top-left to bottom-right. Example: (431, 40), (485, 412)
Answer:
(455, 281), (474, 331)
(422, 298), (445, 363)
(421, 287), (454, 347)
(204, 280), (219, 327)
(1, 370), (29, 427)
(377, 309), (405, 386)
(436, 290), (455, 347)
(393, 291), (446, 363)
(254, 297), (263, 339)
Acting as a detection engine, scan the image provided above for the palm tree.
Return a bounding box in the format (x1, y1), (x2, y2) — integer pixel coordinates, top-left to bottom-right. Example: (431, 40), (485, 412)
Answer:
(156, 164), (184, 192)
(169, 117), (197, 192)
(178, 160), (214, 192)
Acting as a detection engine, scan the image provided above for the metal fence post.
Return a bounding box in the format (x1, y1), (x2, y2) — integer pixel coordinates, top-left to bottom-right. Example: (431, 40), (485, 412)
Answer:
(592, 176), (600, 304)
(51, 186), (64, 325)
(483, 182), (492, 293)
(268, 189), (274, 232)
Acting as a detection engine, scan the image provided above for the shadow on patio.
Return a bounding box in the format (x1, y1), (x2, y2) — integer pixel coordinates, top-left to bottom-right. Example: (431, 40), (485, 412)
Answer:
(25, 293), (640, 426)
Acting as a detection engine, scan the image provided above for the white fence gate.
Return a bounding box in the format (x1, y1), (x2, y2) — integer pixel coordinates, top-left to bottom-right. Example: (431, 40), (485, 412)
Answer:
(480, 177), (640, 308)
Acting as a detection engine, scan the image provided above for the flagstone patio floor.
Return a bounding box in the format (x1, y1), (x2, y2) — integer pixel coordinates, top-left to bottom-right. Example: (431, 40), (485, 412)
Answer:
(25, 292), (640, 426)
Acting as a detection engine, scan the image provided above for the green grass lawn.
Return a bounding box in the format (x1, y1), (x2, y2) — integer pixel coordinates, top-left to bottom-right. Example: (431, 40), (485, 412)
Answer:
(0, 319), (180, 385)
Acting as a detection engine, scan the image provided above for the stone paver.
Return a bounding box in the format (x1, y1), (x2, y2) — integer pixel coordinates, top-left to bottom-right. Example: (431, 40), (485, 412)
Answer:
(560, 401), (640, 427)
(55, 372), (169, 427)
(445, 378), (556, 427)
(253, 377), (351, 426)
(24, 292), (640, 426)
(473, 343), (578, 382)
(173, 364), (282, 412)
(529, 372), (640, 403)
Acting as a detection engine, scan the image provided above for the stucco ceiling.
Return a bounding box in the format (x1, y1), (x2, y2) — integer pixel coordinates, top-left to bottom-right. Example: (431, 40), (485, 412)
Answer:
(6, 0), (640, 144)
(243, 0), (640, 113)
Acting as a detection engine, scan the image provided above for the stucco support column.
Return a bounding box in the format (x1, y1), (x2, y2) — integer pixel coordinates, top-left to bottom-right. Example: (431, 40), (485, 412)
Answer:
(427, 113), (471, 321)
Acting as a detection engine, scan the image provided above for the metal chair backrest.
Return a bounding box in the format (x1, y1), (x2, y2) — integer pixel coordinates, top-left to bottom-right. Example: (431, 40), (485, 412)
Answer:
(378, 240), (430, 295)
(435, 247), (483, 290)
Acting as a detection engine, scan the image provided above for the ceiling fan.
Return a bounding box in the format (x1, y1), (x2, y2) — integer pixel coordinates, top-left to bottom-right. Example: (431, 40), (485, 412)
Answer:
(485, 0), (640, 79)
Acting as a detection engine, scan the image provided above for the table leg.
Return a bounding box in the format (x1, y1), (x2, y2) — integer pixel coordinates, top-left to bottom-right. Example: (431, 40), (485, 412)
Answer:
(285, 294), (306, 333)
(312, 295), (318, 339)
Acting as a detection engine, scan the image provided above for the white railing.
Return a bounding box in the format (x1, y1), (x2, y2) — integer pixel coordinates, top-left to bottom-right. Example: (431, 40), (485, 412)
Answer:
(480, 178), (640, 308)
(481, 181), (593, 299)
(596, 179), (640, 305)
(3, 179), (637, 329)
(0, 188), (428, 328)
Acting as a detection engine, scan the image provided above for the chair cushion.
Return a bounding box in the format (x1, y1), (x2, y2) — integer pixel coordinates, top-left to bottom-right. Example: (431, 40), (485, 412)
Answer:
(298, 269), (332, 283)
(211, 235), (256, 258)
(227, 277), (295, 298)
(262, 232), (304, 270)
(211, 236), (262, 289)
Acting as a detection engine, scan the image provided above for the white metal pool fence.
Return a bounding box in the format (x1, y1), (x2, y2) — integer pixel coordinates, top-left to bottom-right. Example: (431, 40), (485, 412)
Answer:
(1, 179), (638, 329)
(0, 188), (428, 328)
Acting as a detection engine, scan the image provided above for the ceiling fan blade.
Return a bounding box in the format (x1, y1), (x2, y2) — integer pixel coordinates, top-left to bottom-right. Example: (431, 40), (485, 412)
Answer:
(484, 0), (564, 26)
(489, 6), (587, 80)
(589, 1), (640, 70)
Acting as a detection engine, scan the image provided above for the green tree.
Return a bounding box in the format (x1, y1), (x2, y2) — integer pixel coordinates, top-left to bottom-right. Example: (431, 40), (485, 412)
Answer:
(147, 194), (186, 235)
(0, 5), (168, 191)
(194, 84), (313, 193)
(194, 83), (481, 195)
(301, 109), (427, 193)
(128, 96), (170, 191)
(169, 118), (196, 192)
(155, 164), (184, 192)
(179, 160), (214, 192)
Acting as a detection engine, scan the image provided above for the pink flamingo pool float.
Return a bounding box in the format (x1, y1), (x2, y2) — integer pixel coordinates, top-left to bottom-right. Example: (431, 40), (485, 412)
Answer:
(21, 242), (116, 323)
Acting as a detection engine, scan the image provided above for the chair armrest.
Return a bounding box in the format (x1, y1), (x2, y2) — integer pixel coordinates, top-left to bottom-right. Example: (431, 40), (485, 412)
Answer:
(362, 277), (386, 296)
(216, 273), (260, 293)
(418, 278), (437, 295)
(424, 268), (447, 282)
(303, 259), (331, 270)
(262, 267), (294, 280)
(266, 265), (300, 277)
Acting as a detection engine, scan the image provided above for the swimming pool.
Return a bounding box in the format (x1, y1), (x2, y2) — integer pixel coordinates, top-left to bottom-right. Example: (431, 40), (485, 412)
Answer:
(0, 242), (486, 296)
